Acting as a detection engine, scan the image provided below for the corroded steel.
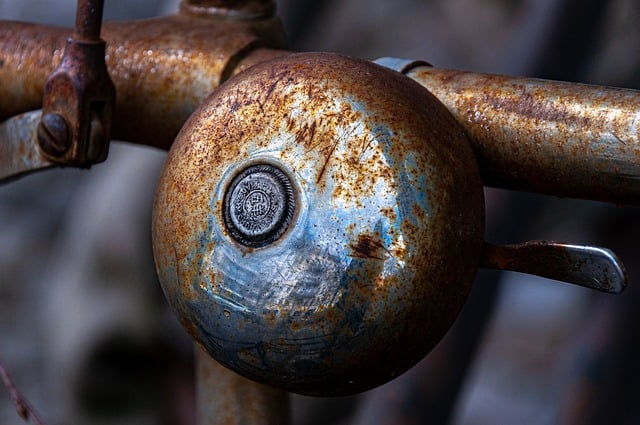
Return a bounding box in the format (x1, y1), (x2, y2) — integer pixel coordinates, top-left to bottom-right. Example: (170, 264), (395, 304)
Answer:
(152, 52), (485, 396)
(75, 0), (105, 41)
(0, 110), (54, 182)
(231, 48), (290, 77)
(1, 9), (638, 411)
(39, 0), (115, 165)
(403, 66), (640, 205)
(196, 346), (290, 425)
(2, 22), (638, 204)
(180, 0), (276, 19)
(0, 14), (286, 150)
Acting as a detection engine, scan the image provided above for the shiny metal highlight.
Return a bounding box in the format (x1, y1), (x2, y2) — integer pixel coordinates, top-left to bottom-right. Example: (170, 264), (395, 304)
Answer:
(152, 53), (484, 396)
(482, 241), (627, 294)
(403, 65), (640, 205)
(0, 110), (54, 182)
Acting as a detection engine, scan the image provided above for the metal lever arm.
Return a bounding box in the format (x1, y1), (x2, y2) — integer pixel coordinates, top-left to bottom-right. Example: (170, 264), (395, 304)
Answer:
(0, 111), (55, 182)
(482, 241), (627, 294)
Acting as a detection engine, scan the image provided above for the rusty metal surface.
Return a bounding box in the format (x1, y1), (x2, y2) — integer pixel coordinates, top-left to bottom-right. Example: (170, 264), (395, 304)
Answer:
(196, 345), (290, 425)
(404, 66), (640, 205)
(231, 48), (290, 77)
(0, 110), (54, 182)
(482, 241), (627, 294)
(0, 22), (65, 123)
(2, 18), (638, 202)
(152, 52), (484, 396)
(74, 0), (105, 41)
(38, 0), (115, 165)
(0, 13), (286, 150)
(180, 0), (276, 19)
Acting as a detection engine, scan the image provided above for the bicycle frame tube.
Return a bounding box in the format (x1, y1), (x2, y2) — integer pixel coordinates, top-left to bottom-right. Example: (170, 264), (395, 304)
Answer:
(0, 16), (286, 150)
(1, 18), (637, 204)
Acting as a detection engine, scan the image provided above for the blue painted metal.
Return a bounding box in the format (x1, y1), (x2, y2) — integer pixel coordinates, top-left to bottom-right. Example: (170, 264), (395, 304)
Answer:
(152, 53), (485, 396)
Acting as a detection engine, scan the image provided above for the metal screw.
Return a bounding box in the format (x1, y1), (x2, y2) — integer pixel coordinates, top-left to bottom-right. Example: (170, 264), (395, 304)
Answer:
(37, 113), (70, 156)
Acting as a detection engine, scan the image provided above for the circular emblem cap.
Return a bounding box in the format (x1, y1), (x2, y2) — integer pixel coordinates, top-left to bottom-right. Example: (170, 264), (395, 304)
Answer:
(223, 164), (296, 248)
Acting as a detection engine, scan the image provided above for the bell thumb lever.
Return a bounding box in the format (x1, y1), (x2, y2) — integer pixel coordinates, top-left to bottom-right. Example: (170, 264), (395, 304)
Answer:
(481, 241), (627, 294)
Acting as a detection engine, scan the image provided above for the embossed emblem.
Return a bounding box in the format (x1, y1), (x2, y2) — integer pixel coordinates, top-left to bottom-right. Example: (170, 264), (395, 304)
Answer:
(223, 164), (296, 247)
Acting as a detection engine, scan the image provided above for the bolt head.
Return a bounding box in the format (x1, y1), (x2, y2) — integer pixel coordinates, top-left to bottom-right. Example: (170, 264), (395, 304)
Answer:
(38, 113), (70, 156)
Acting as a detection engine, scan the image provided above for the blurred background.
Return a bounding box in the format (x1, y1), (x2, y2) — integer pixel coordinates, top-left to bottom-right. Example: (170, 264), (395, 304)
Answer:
(0, 0), (639, 424)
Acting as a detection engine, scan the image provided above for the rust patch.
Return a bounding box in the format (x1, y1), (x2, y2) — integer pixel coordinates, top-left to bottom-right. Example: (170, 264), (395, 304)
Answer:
(349, 234), (387, 260)
(316, 138), (340, 184)
(0, 13), (287, 149)
(406, 66), (640, 204)
(153, 52), (484, 396)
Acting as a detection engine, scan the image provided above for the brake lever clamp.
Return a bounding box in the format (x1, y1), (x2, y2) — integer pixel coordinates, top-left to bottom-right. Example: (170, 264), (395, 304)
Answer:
(38, 0), (115, 166)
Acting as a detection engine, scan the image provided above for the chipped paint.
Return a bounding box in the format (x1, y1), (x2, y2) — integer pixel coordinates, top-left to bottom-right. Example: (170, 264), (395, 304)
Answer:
(152, 53), (484, 396)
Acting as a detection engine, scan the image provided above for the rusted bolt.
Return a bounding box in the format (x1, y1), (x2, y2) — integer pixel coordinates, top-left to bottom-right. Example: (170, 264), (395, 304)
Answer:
(223, 163), (296, 248)
(37, 113), (70, 156)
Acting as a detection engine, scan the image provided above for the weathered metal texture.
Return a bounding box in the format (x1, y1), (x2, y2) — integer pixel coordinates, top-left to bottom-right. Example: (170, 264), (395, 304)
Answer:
(0, 110), (54, 182)
(38, 0), (115, 165)
(404, 66), (640, 205)
(180, 0), (276, 19)
(152, 52), (485, 396)
(0, 14), (286, 150)
(74, 0), (105, 41)
(0, 22), (65, 123)
(3, 20), (638, 204)
(482, 241), (627, 294)
(231, 48), (289, 78)
(196, 345), (290, 425)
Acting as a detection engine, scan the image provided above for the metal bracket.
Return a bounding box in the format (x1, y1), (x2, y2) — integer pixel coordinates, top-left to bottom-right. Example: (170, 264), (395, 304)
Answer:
(38, 0), (115, 166)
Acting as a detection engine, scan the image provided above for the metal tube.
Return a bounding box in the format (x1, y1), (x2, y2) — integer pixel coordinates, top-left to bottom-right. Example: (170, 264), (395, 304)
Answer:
(180, 0), (276, 19)
(2, 19), (638, 206)
(0, 16), (286, 150)
(196, 345), (290, 425)
(405, 66), (640, 205)
(75, 0), (105, 41)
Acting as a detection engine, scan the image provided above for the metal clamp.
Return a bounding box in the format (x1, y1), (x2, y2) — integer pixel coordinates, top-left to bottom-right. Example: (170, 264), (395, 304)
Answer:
(38, 0), (115, 166)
